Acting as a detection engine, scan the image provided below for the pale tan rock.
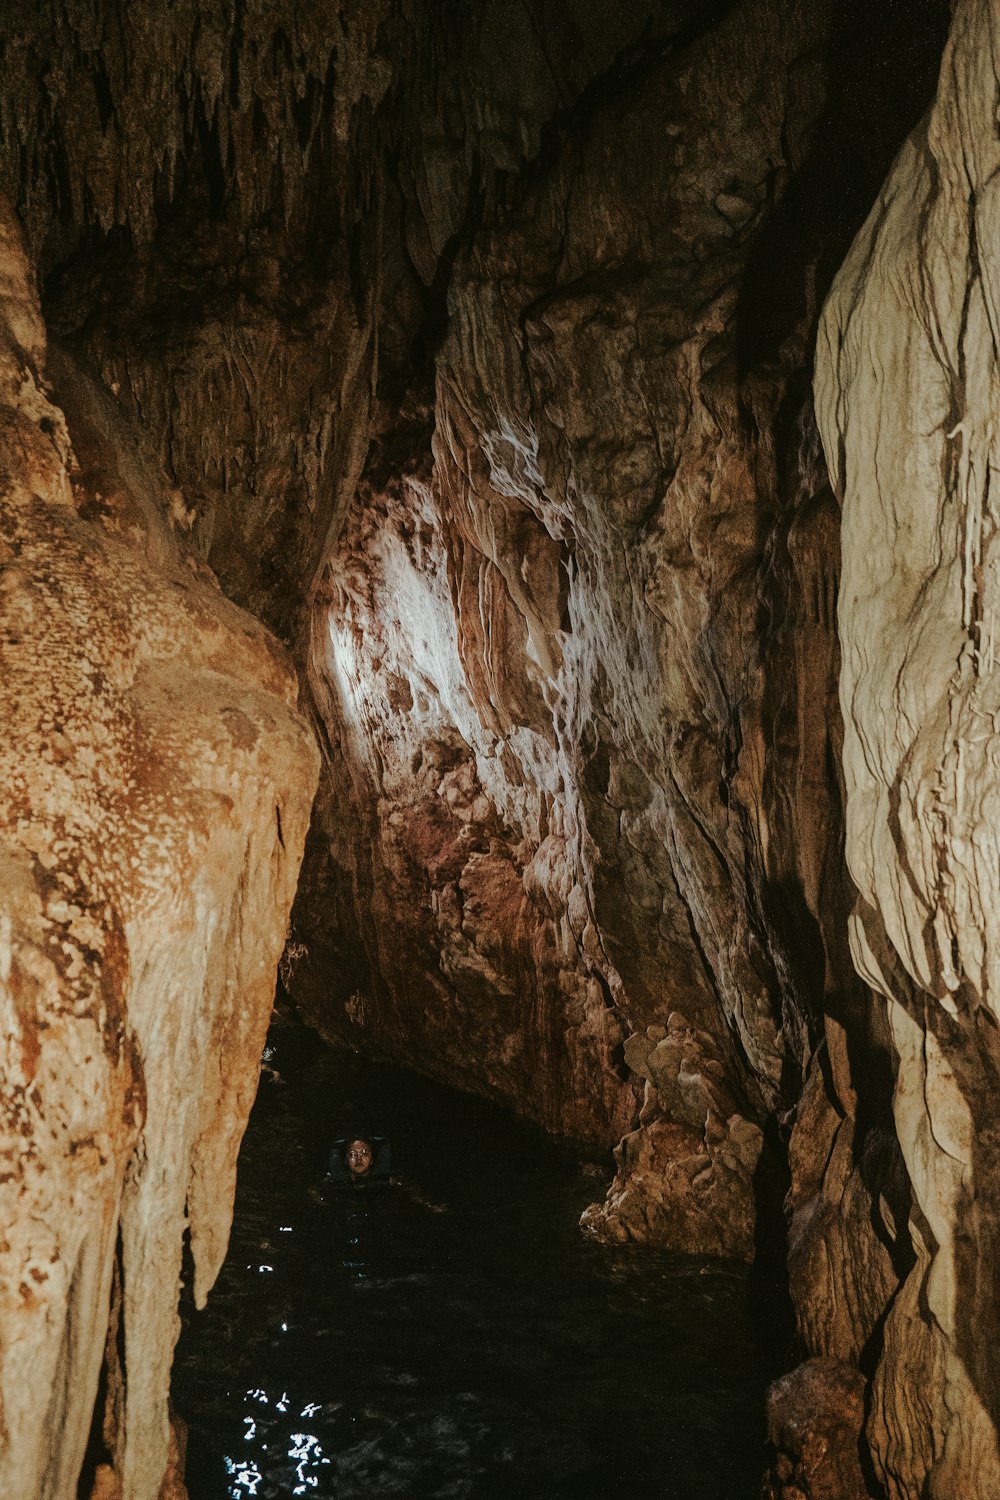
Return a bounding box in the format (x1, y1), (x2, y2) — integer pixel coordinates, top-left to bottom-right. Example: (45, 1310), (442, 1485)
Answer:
(156, 1412), (188, 1500)
(815, 1), (1000, 1492)
(0, 199), (319, 1500)
(580, 1113), (763, 1258)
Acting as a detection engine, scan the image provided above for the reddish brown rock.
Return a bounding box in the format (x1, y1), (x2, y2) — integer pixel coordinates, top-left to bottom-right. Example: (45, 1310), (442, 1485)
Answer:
(292, 0), (945, 1281)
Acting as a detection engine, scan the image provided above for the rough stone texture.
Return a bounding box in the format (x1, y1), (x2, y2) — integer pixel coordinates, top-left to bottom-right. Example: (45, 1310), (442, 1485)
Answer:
(0, 200), (319, 1500)
(0, 0), (394, 642)
(0, 0), (939, 1258)
(0, 1), (674, 646)
(300, 472), (638, 1146)
(292, 0), (945, 1275)
(763, 1357), (868, 1500)
(815, 2), (1000, 1492)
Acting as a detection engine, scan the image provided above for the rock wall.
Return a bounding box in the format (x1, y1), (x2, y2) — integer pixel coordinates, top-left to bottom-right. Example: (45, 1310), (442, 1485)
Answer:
(0, 0), (396, 642)
(293, 0), (946, 1278)
(815, 1), (1000, 1491)
(0, 201), (319, 1499)
(300, 0), (828, 1253)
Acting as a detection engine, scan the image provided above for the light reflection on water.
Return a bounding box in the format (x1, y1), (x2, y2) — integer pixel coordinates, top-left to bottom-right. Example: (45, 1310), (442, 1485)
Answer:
(173, 1019), (785, 1499)
(228, 1392), (334, 1497)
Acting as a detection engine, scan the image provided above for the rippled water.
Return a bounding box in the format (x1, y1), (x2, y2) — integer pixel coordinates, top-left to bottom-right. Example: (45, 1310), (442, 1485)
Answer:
(172, 1017), (783, 1499)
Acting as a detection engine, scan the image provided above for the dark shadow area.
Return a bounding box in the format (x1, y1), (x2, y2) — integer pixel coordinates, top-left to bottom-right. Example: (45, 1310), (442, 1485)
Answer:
(749, 1117), (797, 1366)
(173, 1013), (786, 1500)
(736, 0), (951, 372)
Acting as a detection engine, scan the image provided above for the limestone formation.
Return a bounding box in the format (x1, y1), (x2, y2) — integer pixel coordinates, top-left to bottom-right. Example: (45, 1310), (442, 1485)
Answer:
(299, 0), (822, 1253)
(816, 1), (1000, 1490)
(764, 1358), (869, 1500)
(293, 0), (944, 1279)
(0, 200), (319, 1499)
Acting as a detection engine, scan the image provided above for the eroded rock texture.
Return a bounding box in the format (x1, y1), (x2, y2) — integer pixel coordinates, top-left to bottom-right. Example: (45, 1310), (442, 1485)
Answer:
(293, 0), (947, 1276)
(764, 1357), (869, 1500)
(816, 1), (1000, 1490)
(0, 0), (399, 642)
(0, 202), (318, 1499)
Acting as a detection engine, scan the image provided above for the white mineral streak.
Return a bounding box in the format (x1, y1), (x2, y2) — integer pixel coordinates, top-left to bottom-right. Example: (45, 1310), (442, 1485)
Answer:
(299, 0), (854, 1262)
(0, 199), (319, 1500)
(816, 2), (1000, 1492)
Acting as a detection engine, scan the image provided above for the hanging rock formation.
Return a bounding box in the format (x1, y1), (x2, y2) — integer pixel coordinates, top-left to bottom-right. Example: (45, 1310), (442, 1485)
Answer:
(815, 0), (1000, 1491)
(0, 199), (318, 1498)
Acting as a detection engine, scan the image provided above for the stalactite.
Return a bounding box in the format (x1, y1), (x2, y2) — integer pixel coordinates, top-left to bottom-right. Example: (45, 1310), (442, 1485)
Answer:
(0, 197), (318, 1500)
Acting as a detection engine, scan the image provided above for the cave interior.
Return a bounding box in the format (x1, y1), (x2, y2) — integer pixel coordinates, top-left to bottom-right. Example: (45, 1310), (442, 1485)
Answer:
(3, 0), (1000, 1497)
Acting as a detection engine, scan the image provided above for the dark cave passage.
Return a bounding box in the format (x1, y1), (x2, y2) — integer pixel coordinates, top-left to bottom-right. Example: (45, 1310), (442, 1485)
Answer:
(172, 1012), (785, 1500)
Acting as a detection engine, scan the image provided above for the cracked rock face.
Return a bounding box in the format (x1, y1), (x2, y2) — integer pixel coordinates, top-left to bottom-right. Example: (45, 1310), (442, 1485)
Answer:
(0, 201), (319, 1500)
(816, 1), (1000, 1490)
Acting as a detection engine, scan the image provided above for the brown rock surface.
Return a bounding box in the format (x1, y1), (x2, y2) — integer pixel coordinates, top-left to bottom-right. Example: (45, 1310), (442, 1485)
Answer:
(764, 1358), (868, 1500)
(0, 200), (318, 1499)
(291, 0), (946, 1276)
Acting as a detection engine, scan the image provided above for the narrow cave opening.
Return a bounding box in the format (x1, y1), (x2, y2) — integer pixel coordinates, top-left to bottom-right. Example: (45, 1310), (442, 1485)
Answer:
(5, 3), (993, 1500)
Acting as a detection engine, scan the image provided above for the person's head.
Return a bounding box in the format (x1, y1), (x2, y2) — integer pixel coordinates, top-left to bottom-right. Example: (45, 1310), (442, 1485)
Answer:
(345, 1138), (374, 1178)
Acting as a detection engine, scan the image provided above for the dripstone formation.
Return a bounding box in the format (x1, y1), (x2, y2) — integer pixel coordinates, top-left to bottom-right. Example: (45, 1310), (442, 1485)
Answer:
(0, 200), (317, 1498)
(3, 1), (997, 1497)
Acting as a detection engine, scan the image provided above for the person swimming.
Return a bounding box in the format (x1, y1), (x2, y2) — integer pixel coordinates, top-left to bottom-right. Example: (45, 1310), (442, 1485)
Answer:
(323, 1135), (446, 1210)
(345, 1138), (374, 1178)
(327, 1135), (392, 1186)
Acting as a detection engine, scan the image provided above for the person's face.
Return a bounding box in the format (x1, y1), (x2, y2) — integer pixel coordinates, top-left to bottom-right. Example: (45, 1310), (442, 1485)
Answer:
(346, 1139), (373, 1177)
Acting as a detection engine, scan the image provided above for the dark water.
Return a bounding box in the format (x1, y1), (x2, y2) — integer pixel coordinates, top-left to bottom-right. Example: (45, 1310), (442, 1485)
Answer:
(172, 1018), (782, 1499)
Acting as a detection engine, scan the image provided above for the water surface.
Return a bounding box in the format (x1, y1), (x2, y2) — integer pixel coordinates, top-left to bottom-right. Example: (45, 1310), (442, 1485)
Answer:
(173, 1018), (781, 1498)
